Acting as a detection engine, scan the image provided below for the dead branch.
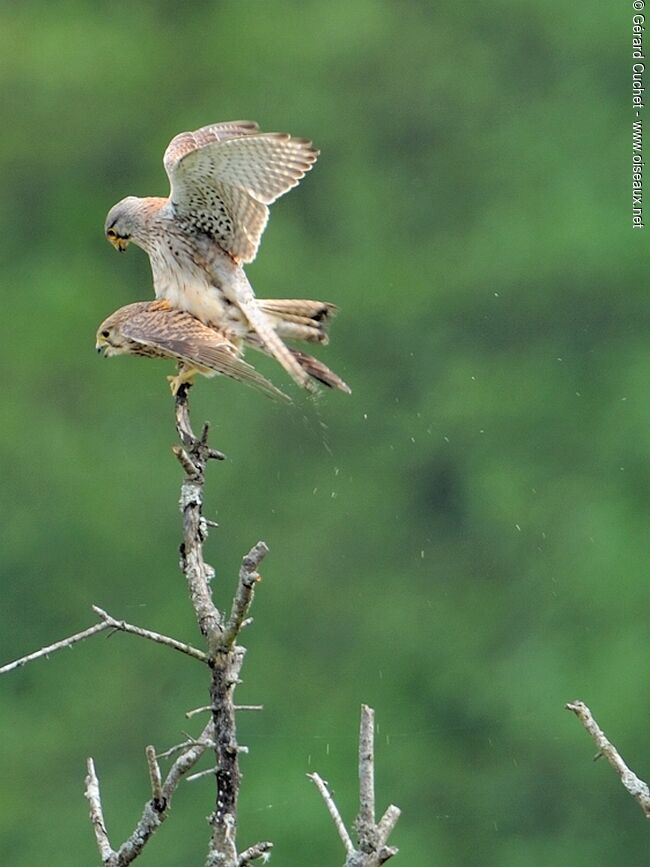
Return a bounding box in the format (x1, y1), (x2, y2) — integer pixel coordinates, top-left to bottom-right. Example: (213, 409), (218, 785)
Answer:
(0, 621), (112, 675)
(172, 384), (269, 867)
(223, 542), (268, 649)
(186, 765), (219, 783)
(88, 722), (214, 866)
(174, 386), (223, 647)
(91, 605), (208, 663)
(0, 604), (207, 676)
(237, 841), (274, 865)
(7, 377), (385, 867)
(566, 700), (650, 818)
(358, 704), (376, 841)
(14, 382), (272, 867)
(161, 723), (215, 801)
(186, 704), (263, 719)
(85, 758), (114, 862)
(310, 704), (400, 866)
(145, 745), (164, 809)
(308, 772), (354, 854)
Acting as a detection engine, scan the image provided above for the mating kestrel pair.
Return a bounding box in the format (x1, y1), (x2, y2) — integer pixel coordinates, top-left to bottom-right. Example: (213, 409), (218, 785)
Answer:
(96, 120), (349, 399)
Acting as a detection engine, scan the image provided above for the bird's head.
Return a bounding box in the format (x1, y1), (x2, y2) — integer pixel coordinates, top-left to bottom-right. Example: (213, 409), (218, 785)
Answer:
(104, 196), (143, 252)
(95, 310), (135, 357)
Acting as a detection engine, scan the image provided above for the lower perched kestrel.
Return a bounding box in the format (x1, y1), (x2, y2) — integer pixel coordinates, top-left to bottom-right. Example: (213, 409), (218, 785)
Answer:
(104, 120), (342, 393)
(96, 302), (350, 398)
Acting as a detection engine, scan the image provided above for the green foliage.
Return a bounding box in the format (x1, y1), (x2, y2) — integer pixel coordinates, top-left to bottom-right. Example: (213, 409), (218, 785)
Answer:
(0, 2), (644, 864)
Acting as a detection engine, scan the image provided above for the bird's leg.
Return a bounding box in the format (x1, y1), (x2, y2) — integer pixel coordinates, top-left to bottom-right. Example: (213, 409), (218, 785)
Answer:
(168, 364), (199, 396)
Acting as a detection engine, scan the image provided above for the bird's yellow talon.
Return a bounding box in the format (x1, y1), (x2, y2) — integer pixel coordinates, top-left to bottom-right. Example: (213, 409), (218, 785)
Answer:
(167, 374), (182, 395)
(167, 367), (198, 395)
(151, 299), (172, 312)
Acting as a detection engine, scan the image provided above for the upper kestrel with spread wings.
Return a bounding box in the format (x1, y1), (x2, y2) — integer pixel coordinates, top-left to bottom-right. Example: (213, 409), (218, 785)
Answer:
(104, 121), (335, 392)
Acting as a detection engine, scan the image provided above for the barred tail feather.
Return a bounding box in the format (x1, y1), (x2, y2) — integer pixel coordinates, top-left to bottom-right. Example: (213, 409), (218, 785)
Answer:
(238, 296), (316, 391)
(259, 299), (338, 344)
(289, 350), (351, 394)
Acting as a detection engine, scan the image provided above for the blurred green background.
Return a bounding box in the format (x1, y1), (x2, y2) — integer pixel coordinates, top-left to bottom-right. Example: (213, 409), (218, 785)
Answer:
(0, 1), (645, 864)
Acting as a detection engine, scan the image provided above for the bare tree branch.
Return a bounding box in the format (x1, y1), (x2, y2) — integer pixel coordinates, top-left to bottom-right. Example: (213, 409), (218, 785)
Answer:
(92, 606), (208, 664)
(11, 377), (376, 867)
(173, 444), (200, 477)
(310, 705), (400, 866)
(186, 704), (214, 718)
(186, 704), (263, 719)
(206, 646), (244, 866)
(237, 841), (274, 865)
(174, 386), (222, 646)
(161, 723), (215, 801)
(66, 384), (271, 866)
(173, 385), (269, 867)
(308, 772), (355, 854)
(186, 765), (219, 783)
(566, 700), (650, 818)
(145, 745), (164, 809)
(104, 722), (214, 866)
(0, 602), (208, 676)
(155, 738), (196, 760)
(85, 758), (115, 863)
(223, 542), (268, 649)
(358, 704), (376, 834)
(0, 621), (112, 675)
(376, 805), (401, 843)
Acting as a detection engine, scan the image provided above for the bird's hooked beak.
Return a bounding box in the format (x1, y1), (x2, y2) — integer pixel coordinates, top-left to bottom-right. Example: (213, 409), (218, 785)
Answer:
(95, 331), (110, 356)
(107, 234), (130, 252)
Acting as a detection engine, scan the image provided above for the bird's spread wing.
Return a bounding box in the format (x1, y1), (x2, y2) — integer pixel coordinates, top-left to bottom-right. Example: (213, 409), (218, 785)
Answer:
(163, 121), (318, 263)
(121, 308), (290, 401)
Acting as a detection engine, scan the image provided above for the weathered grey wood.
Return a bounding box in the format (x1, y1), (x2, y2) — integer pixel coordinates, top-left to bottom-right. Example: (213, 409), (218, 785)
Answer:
(310, 704), (400, 866)
(567, 700), (650, 819)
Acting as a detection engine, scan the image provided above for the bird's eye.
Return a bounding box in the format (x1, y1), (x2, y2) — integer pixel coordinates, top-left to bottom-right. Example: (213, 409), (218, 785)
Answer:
(101, 330), (110, 338)
(106, 229), (116, 238)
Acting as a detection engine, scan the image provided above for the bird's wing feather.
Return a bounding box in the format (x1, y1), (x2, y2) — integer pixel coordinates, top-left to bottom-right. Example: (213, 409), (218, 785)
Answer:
(163, 121), (260, 168)
(164, 124), (318, 262)
(120, 309), (290, 401)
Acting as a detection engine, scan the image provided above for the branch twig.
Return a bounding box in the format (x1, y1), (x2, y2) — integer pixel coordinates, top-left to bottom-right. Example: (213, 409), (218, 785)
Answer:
(101, 722), (214, 866)
(92, 606), (208, 664)
(237, 841), (274, 865)
(310, 705), (400, 867)
(358, 705), (376, 836)
(85, 758), (114, 863)
(0, 621), (112, 675)
(308, 772), (354, 854)
(566, 700), (650, 818)
(186, 704), (263, 719)
(146, 745), (164, 809)
(0, 603), (208, 676)
(223, 542), (269, 649)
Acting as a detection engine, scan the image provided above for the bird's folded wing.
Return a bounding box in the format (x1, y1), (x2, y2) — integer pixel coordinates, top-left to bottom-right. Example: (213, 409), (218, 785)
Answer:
(120, 312), (290, 402)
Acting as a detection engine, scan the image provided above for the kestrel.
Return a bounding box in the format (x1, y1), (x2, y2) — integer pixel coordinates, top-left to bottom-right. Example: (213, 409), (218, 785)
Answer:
(96, 302), (288, 400)
(104, 120), (344, 393)
(96, 301), (350, 398)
